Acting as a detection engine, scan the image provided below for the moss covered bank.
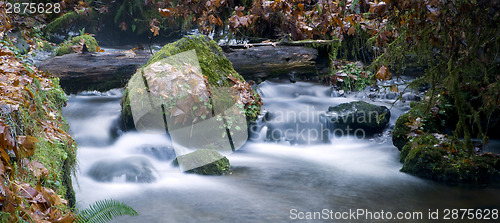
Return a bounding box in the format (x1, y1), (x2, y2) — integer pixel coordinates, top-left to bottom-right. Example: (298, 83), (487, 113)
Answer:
(0, 44), (76, 221)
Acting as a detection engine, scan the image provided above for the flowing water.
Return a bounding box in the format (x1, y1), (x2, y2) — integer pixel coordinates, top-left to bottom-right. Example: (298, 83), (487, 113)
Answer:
(63, 80), (500, 223)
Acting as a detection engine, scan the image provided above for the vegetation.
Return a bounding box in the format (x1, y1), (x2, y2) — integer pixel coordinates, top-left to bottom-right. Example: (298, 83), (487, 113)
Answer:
(0, 33), (76, 222)
(75, 199), (138, 223)
(324, 60), (374, 92)
(55, 33), (101, 56)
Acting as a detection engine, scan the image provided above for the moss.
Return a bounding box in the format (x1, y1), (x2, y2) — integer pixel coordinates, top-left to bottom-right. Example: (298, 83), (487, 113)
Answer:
(122, 35), (262, 130)
(400, 134), (440, 162)
(55, 34), (99, 56)
(401, 145), (448, 179)
(392, 92), (450, 150)
(44, 11), (80, 35)
(400, 134), (500, 184)
(44, 9), (100, 36)
(172, 149), (230, 175)
(147, 35), (243, 86)
(16, 77), (77, 207)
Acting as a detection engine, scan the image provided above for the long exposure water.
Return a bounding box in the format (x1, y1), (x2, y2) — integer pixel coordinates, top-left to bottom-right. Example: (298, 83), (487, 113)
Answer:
(63, 80), (500, 222)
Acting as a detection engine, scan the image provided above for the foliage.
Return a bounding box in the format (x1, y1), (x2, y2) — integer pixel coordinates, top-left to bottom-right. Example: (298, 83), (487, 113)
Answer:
(159, 0), (391, 42)
(0, 34), (76, 223)
(0, 3), (79, 221)
(75, 199), (138, 223)
(380, 0), (500, 155)
(55, 33), (101, 56)
(324, 60), (373, 91)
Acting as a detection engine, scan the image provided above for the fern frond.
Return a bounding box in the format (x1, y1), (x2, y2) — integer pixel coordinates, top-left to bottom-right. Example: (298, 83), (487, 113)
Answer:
(76, 199), (138, 223)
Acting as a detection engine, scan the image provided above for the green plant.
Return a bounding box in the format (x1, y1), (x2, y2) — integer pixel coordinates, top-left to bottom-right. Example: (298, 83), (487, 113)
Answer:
(325, 60), (373, 92)
(75, 199), (138, 223)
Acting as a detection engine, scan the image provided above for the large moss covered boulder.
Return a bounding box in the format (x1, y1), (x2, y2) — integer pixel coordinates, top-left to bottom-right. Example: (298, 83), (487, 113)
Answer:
(323, 101), (390, 136)
(121, 35), (261, 131)
(173, 149), (231, 175)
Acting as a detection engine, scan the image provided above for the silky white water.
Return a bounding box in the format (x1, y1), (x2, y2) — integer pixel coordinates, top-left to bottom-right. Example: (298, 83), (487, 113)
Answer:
(63, 81), (500, 223)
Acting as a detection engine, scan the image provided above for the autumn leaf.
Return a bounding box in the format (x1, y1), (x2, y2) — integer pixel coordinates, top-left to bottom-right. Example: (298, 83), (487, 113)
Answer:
(347, 25), (356, 36)
(376, 65), (392, 80)
(17, 135), (38, 157)
(390, 85), (398, 92)
(159, 8), (175, 17)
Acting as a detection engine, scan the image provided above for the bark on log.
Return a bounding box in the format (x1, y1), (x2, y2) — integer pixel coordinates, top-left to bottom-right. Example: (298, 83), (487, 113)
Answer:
(38, 41), (326, 93)
(37, 50), (151, 93)
(223, 45), (319, 80)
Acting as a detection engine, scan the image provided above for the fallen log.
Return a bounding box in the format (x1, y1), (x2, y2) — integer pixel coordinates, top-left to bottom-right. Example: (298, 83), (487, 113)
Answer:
(37, 40), (327, 93)
(37, 50), (151, 93)
(223, 44), (319, 80)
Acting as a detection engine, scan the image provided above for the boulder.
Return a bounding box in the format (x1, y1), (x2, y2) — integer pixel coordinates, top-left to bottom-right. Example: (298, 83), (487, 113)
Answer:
(400, 134), (500, 184)
(121, 35), (262, 131)
(173, 149), (230, 175)
(87, 157), (156, 183)
(323, 101), (390, 136)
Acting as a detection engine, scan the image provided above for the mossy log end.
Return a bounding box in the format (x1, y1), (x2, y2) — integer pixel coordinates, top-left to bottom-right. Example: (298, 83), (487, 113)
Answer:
(38, 50), (151, 94)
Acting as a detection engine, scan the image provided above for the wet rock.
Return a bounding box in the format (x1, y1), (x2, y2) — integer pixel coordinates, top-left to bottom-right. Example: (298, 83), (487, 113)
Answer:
(400, 134), (500, 184)
(138, 144), (176, 161)
(173, 149), (230, 175)
(323, 101), (390, 136)
(88, 157), (156, 183)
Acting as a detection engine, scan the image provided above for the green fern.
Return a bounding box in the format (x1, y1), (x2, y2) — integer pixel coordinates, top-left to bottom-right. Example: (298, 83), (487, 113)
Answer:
(76, 199), (138, 223)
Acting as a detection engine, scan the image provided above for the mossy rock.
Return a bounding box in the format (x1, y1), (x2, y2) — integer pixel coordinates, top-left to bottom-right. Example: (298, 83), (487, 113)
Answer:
(400, 134), (440, 162)
(400, 134), (500, 184)
(401, 145), (448, 179)
(392, 93), (454, 150)
(147, 35), (242, 85)
(173, 149), (230, 175)
(55, 34), (99, 56)
(121, 35), (261, 130)
(324, 101), (390, 135)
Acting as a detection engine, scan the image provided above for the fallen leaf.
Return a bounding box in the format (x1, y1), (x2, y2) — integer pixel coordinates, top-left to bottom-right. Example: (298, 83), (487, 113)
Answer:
(376, 65), (392, 80)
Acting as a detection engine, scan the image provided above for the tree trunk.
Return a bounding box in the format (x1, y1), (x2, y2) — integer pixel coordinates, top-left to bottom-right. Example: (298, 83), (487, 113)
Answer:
(37, 50), (151, 94)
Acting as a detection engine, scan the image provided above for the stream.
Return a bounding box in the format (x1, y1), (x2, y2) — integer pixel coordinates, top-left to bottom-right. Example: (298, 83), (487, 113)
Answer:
(63, 80), (500, 222)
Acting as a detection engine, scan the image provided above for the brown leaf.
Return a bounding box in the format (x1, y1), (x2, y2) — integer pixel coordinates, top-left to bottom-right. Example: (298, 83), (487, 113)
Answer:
(159, 8), (174, 17)
(390, 85), (399, 93)
(376, 65), (392, 80)
(26, 160), (49, 178)
(347, 25), (356, 36)
(18, 135), (38, 157)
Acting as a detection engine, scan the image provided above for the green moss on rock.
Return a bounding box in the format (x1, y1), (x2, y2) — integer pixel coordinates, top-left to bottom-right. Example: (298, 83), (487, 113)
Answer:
(147, 35), (243, 86)
(121, 35), (261, 130)
(392, 92), (453, 150)
(400, 134), (500, 184)
(400, 134), (440, 162)
(55, 34), (99, 56)
(173, 149), (230, 175)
